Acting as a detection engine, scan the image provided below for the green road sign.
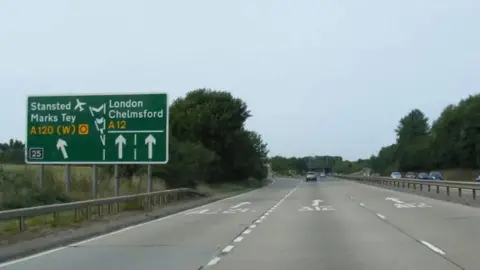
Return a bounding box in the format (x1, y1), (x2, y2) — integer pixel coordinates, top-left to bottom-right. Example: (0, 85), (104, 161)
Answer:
(25, 93), (168, 164)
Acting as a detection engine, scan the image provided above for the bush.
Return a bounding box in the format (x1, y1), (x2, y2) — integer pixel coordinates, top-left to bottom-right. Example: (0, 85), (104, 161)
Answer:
(0, 168), (70, 210)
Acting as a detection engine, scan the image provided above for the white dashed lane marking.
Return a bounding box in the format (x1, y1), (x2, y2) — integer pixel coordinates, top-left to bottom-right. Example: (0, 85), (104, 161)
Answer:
(233, 236), (243, 243)
(421, 241), (446, 255)
(222, 245), (234, 253)
(346, 193), (450, 262)
(203, 185), (299, 268)
(243, 229), (252, 235)
(207, 257), (221, 266)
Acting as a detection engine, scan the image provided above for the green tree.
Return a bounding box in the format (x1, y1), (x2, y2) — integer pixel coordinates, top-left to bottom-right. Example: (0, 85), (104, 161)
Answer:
(430, 104), (462, 169)
(270, 155), (357, 175)
(169, 88), (265, 184)
(367, 94), (480, 177)
(223, 130), (269, 181)
(370, 144), (398, 175)
(0, 139), (24, 164)
(269, 156), (310, 175)
(152, 136), (217, 188)
(395, 109), (430, 171)
(454, 95), (480, 168)
(269, 156), (294, 175)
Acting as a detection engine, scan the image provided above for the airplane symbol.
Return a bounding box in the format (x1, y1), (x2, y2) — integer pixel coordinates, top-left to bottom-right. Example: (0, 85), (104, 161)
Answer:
(74, 99), (87, 111)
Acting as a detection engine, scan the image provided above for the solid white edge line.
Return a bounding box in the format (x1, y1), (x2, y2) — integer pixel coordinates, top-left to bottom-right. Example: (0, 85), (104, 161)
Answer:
(222, 245), (234, 253)
(0, 247), (65, 268)
(207, 257), (221, 266)
(421, 241), (446, 255)
(376, 213), (386, 219)
(233, 236), (244, 242)
(0, 178), (278, 268)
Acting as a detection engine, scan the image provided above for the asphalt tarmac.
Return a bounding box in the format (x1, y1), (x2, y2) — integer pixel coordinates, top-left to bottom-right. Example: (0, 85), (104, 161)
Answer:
(3, 177), (479, 270)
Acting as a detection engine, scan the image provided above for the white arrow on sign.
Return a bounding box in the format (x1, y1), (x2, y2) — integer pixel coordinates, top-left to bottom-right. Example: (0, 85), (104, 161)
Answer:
(231, 202), (251, 209)
(56, 139), (68, 159)
(145, 134), (156, 159)
(385, 197), (405, 204)
(115, 135), (126, 159)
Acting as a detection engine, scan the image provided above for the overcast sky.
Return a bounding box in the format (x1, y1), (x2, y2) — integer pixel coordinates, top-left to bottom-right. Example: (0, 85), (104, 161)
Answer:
(1, 0), (478, 160)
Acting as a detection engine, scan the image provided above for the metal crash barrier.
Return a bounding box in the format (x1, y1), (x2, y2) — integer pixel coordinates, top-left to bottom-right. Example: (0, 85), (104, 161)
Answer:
(0, 188), (206, 232)
(337, 175), (480, 200)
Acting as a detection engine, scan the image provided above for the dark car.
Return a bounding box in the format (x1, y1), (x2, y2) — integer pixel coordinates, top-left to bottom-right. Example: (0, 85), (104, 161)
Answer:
(417, 172), (430, 180)
(305, 171), (318, 182)
(429, 171), (443, 180)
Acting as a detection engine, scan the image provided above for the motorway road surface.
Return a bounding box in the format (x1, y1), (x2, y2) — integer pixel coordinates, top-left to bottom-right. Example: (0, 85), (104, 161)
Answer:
(2, 178), (480, 269)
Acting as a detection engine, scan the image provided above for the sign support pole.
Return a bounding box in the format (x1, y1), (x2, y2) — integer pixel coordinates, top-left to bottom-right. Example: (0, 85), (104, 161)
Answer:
(39, 164), (45, 188)
(114, 164), (120, 196)
(147, 164), (152, 193)
(92, 164), (97, 198)
(65, 164), (71, 194)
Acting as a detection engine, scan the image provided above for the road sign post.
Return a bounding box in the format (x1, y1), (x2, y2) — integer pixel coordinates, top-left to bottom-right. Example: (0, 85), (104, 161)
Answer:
(25, 93), (169, 164)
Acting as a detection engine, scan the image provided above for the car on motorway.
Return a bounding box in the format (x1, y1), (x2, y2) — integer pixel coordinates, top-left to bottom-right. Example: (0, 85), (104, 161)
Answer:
(390, 172), (402, 179)
(475, 173), (480, 182)
(305, 171), (318, 182)
(319, 172), (326, 177)
(429, 171), (443, 180)
(417, 172), (430, 180)
(405, 172), (416, 179)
